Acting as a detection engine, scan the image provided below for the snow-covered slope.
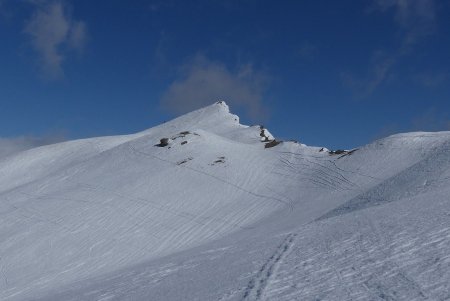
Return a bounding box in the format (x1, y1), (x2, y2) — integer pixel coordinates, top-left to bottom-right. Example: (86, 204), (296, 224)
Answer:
(1, 102), (450, 301)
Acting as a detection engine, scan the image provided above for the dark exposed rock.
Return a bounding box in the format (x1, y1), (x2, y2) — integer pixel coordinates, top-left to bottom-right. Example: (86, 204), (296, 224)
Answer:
(265, 140), (282, 149)
(210, 156), (226, 165)
(329, 149), (346, 155)
(260, 129), (265, 137)
(158, 138), (169, 147)
(177, 157), (193, 165)
(328, 149), (359, 158)
(259, 126), (273, 142)
(337, 149), (358, 159)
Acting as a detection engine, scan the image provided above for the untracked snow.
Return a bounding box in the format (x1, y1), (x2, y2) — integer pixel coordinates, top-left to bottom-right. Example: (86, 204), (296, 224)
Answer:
(1, 101), (450, 300)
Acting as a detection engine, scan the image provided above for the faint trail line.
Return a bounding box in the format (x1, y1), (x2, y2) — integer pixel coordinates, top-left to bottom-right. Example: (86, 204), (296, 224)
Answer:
(323, 238), (354, 300)
(241, 233), (297, 301)
(276, 150), (382, 181)
(77, 182), (252, 233)
(0, 257), (8, 287)
(276, 152), (360, 192)
(129, 144), (294, 211)
(366, 217), (429, 299)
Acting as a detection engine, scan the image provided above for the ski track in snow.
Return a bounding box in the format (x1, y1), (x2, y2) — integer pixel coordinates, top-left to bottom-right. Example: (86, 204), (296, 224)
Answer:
(261, 196), (450, 301)
(318, 140), (450, 221)
(275, 152), (360, 192)
(0, 257), (7, 288)
(241, 233), (297, 301)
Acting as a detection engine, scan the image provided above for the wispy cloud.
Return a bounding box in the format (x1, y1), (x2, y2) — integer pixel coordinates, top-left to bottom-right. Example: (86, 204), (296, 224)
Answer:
(373, 106), (450, 140)
(413, 72), (447, 88)
(410, 107), (450, 132)
(0, 133), (66, 160)
(343, 0), (437, 97)
(0, 0), (13, 21)
(373, 0), (436, 49)
(342, 50), (397, 98)
(24, 1), (87, 79)
(160, 55), (270, 120)
(297, 41), (317, 60)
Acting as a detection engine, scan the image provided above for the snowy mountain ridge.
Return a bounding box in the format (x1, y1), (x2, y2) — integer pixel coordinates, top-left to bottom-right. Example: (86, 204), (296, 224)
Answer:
(1, 101), (450, 300)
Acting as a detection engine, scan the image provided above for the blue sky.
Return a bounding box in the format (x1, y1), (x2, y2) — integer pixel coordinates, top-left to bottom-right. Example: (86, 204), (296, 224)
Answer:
(0, 0), (449, 155)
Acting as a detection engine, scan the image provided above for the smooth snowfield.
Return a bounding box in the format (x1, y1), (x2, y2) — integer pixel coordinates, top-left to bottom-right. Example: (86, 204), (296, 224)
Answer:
(1, 102), (450, 300)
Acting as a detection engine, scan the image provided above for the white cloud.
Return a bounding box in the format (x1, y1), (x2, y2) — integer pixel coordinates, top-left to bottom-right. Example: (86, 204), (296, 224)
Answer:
(0, 0), (13, 20)
(24, 1), (87, 79)
(0, 134), (65, 160)
(68, 19), (87, 51)
(160, 55), (270, 120)
(344, 0), (437, 97)
(373, 0), (436, 49)
(342, 50), (397, 98)
(297, 41), (317, 60)
(413, 72), (447, 88)
(411, 107), (450, 132)
(373, 0), (435, 24)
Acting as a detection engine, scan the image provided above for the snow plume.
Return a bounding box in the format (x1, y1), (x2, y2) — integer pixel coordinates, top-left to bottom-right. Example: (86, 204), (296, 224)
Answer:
(0, 133), (65, 159)
(160, 55), (270, 120)
(24, 1), (87, 79)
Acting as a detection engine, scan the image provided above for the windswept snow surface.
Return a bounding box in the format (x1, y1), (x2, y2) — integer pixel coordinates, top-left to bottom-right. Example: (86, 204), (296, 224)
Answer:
(1, 102), (450, 300)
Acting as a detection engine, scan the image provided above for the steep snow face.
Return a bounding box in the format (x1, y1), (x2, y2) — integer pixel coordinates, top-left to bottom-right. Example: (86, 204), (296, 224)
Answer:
(1, 102), (450, 301)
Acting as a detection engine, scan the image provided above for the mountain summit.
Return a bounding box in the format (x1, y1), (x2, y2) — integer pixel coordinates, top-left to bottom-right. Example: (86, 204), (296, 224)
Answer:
(1, 103), (450, 300)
